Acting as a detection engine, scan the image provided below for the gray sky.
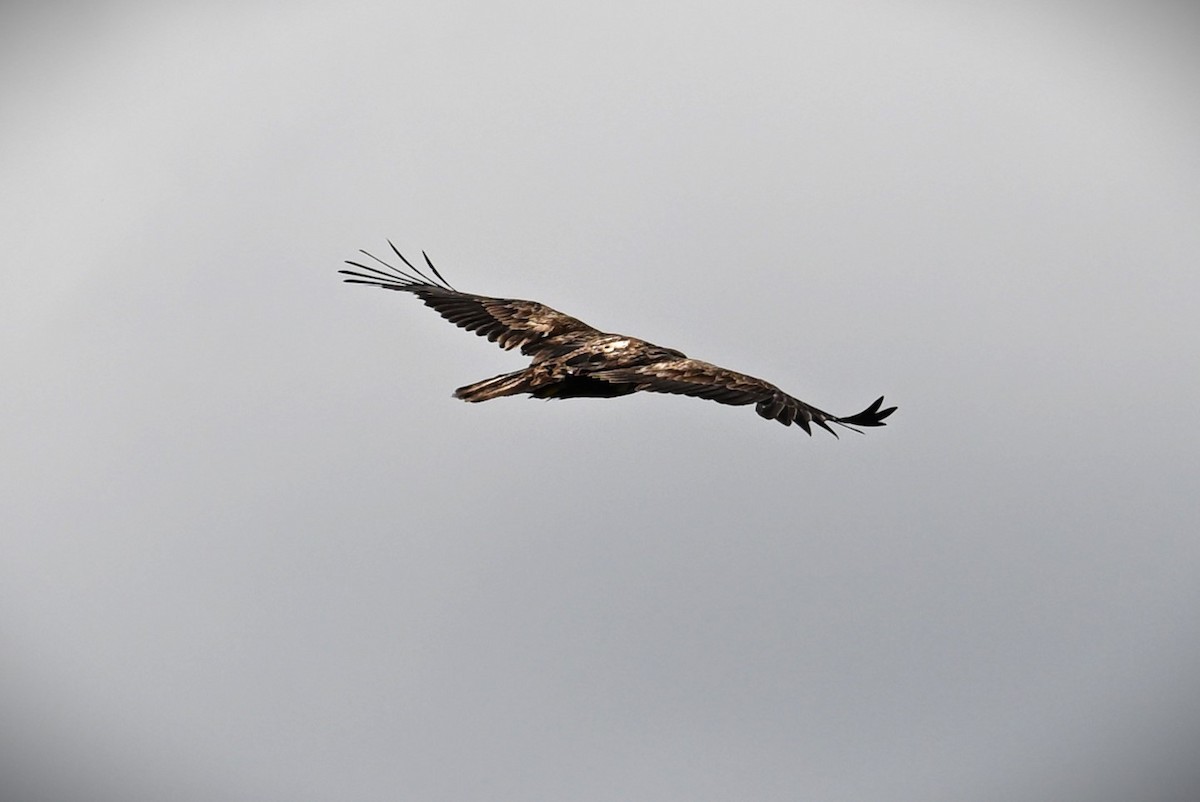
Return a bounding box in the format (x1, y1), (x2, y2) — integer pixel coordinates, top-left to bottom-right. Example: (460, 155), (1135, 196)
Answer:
(3, 1), (1199, 800)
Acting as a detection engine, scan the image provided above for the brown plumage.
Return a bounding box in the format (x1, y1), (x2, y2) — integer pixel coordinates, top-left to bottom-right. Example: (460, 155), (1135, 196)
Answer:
(339, 243), (896, 437)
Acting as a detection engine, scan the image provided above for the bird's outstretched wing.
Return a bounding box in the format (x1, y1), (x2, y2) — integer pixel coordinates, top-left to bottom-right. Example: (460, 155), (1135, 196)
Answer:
(339, 242), (598, 355)
(591, 358), (896, 436)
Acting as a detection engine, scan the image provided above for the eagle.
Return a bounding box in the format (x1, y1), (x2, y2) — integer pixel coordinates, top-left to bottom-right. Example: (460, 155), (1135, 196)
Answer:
(340, 243), (896, 437)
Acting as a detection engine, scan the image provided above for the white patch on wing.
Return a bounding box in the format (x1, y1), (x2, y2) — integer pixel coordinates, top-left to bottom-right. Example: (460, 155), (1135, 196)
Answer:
(601, 338), (632, 352)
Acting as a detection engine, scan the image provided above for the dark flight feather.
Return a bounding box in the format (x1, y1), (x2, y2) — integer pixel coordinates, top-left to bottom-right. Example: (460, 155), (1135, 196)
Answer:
(339, 245), (896, 437)
(342, 244), (596, 357)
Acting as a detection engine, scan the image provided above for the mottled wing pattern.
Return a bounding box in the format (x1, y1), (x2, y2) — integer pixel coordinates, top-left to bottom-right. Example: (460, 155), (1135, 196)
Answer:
(412, 289), (594, 355)
(591, 358), (895, 436)
(339, 243), (597, 356)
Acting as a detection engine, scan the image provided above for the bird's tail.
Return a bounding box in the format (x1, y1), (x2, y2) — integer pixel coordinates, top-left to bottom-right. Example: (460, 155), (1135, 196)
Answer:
(453, 369), (533, 403)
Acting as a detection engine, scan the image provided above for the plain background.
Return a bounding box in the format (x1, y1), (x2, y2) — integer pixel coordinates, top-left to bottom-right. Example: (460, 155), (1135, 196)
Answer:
(3, 2), (1199, 800)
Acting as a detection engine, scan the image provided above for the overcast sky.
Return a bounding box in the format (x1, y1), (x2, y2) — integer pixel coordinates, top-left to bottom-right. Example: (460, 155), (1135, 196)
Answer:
(3, 1), (1199, 800)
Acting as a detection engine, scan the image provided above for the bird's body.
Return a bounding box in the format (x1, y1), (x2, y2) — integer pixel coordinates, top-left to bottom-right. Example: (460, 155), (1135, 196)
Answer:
(340, 243), (896, 437)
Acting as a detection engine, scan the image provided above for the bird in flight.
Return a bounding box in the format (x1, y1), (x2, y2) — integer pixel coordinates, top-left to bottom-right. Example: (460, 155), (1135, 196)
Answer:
(340, 243), (896, 437)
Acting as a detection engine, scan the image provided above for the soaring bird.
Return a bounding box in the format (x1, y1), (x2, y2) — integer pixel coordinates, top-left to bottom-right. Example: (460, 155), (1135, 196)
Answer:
(340, 243), (896, 437)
